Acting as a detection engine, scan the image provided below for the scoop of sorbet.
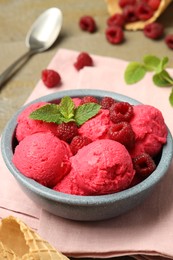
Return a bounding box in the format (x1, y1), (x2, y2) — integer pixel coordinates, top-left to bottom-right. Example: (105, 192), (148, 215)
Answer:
(13, 132), (71, 187)
(130, 105), (168, 158)
(55, 139), (135, 195)
(16, 102), (59, 142)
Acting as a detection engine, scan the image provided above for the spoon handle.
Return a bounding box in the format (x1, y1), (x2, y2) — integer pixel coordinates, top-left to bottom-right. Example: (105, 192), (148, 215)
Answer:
(0, 50), (35, 89)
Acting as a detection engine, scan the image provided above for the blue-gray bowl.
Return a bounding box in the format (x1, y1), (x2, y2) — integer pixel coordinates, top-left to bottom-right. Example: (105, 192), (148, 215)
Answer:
(1, 89), (173, 221)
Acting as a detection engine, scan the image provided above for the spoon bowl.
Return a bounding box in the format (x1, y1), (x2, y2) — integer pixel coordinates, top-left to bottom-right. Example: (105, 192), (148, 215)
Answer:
(0, 8), (63, 88)
(26, 8), (62, 52)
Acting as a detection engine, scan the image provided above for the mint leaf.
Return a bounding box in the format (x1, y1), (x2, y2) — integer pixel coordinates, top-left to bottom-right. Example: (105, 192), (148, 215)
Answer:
(169, 88), (173, 106)
(59, 96), (75, 120)
(74, 103), (101, 126)
(156, 57), (169, 74)
(153, 70), (173, 87)
(124, 62), (147, 84)
(143, 55), (161, 71)
(29, 104), (62, 124)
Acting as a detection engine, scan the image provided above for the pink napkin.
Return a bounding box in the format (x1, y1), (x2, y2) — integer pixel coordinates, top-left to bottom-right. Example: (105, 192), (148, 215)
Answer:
(1, 48), (173, 260)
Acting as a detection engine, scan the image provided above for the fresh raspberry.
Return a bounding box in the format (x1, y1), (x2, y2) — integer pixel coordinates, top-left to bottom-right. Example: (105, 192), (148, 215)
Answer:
(105, 26), (124, 44)
(133, 153), (156, 179)
(56, 122), (78, 143)
(109, 102), (134, 123)
(41, 69), (61, 88)
(79, 16), (96, 33)
(74, 52), (93, 70)
(129, 174), (143, 187)
(123, 5), (138, 23)
(107, 13), (126, 28)
(144, 22), (164, 39)
(100, 97), (116, 109)
(70, 135), (92, 155)
(107, 121), (135, 150)
(135, 3), (154, 21)
(165, 34), (173, 50)
(80, 96), (99, 105)
(147, 0), (161, 10)
(119, 0), (136, 8)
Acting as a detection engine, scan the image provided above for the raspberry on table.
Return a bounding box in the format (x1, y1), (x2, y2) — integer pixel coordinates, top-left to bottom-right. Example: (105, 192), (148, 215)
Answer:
(70, 135), (92, 155)
(79, 15), (97, 33)
(109, 102), (134, 123)
(100, 97), (116, 109)
(74, 52), (93, 70)
(41, 69), (61, 88)
(107, 121), (135, 150)
(135, 2), (154, 21)
(80, 96), (99, 105)
(105, 26), (124, 44)
(132, 153), (156, 179)
(107, 13), (126, 28)
(165, 35), (173, 50)
(143, 22), (164, 39)
(57, 122), (78, 143)
(122, 5), (138, 23)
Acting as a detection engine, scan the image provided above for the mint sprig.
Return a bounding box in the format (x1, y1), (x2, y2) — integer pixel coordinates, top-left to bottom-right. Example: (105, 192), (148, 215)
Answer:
(124, 55), (173, 106)
(29, 96), (101, 126)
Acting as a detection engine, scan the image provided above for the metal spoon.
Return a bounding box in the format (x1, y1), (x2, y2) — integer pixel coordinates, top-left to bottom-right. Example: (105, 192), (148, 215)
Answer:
(0, 7), (62, 88)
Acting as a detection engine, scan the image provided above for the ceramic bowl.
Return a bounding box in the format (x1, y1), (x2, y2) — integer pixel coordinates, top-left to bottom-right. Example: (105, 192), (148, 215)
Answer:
(1, 89), (173, 221)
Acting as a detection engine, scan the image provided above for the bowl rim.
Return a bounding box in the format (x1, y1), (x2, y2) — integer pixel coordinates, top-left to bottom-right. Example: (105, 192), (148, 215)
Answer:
(1, 89), (173, 206)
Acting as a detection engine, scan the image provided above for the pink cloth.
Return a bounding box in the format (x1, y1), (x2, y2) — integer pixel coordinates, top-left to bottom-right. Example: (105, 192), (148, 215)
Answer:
(1, 49), (173, 260)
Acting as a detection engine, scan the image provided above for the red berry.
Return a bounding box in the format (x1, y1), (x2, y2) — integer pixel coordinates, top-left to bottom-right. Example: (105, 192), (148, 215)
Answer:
(107, 13), (126, 28)
(144, 22), (164, 39)
(165, 34), (173, 50)
(147, 0), (161, 10)
(118, 0), (136, 8)
(132, 153), (156, 179)
(70, 135), (92, 155)
(57, 122), (78, 143)
(123, 5), (138, 23)
(129, 174), (143, 187)
(135, 3), (154, 21)
(79, 16), (96, 33)
(74, 52), (93, 70)
(105, 26), (124, 44)
(109, 102), (134, 123)
(107, 121), (135, 150)
(100, 97), (116, 109)
(41, 69), (61, 88)
(80, 96), (99, 105)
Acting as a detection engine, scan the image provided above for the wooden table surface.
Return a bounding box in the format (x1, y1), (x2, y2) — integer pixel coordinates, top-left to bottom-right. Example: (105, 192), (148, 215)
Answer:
(0, 1), (173, 259)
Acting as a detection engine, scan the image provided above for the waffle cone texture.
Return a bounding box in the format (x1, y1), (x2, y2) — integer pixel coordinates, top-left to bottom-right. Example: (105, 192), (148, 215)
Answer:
(0, 216), (69, 260)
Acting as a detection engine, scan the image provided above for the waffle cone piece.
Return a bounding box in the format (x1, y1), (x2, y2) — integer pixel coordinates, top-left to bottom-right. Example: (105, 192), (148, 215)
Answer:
(0, 216), (69, 260)
(105, 0), (172, 30)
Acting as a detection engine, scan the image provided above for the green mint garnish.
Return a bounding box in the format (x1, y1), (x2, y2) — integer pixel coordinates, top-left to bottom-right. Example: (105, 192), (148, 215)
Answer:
(169, 88), (173, 106)
(124, 62), (147, 84)
(29, 96), (101, 125)
(29, 104), (63, 124)
(59, 96), (75, 120)
(153, 70), (173, 87)
(143, 55), (161, 71)
(74, 102), (101, 126)
(124, 54), (173, 106)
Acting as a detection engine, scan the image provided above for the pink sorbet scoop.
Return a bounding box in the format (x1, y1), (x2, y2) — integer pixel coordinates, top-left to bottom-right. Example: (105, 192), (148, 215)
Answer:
(13, 132), (71, 187)
(55, 139), (135, 195)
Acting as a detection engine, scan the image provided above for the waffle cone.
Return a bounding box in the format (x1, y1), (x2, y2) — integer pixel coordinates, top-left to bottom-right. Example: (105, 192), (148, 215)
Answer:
(105, 0), (172, 30)
(0, 241), (20, 260)
(0, 216), (69, 260)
